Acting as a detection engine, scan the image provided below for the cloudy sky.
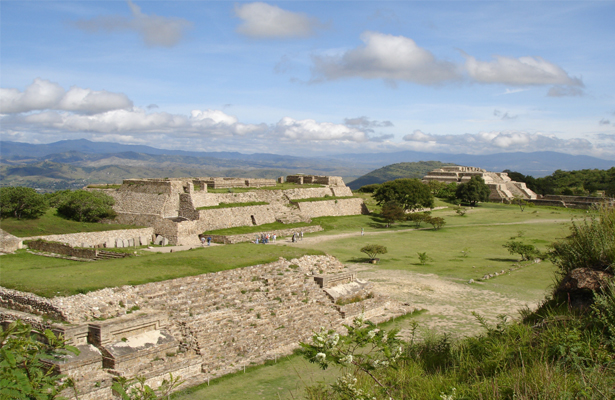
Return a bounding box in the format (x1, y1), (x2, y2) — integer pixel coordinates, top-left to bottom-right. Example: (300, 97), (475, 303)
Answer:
(1, 1), (614, 159)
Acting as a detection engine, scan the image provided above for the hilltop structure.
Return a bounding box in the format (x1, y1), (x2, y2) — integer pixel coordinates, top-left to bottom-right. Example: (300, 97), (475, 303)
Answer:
(422, 166), (537, 202)
(89, 175), (366, 246)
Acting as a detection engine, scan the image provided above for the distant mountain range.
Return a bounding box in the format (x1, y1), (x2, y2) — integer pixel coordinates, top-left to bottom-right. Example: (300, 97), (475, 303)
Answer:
(1, 139), (613, 191)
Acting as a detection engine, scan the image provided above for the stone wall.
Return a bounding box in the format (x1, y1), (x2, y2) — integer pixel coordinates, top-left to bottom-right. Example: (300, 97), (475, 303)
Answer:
(0, 255), (407, 399)
(207, 225), (324, 244)
(0, 228), (23, 253)
(296, 198), (368, 218)
(23, 227), (154, 248)
(27, 239), (98, 259)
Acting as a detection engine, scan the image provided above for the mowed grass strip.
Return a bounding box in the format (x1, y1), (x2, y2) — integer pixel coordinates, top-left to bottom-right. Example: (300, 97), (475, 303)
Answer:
(0, 244), (324, 298)
(0, 208), (142, 237)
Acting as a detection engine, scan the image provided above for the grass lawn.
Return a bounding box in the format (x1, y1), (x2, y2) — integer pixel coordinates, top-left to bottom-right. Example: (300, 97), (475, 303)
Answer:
(172, 353), (338, 400)
(0, 208), (141, 237)
(0, 244), (324, 298)
(296, 206), (578, 302)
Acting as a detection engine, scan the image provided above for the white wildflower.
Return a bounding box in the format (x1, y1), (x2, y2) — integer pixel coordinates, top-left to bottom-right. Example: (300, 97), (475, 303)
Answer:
(339, 354), (353, 365)
(315, 352), (326, 362)
(367, 329), (379, 339)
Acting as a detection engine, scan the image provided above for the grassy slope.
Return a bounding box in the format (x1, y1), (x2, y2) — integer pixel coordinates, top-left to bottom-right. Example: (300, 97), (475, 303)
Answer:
(0, 244), (324, 297)
(0, 208), (141, 237)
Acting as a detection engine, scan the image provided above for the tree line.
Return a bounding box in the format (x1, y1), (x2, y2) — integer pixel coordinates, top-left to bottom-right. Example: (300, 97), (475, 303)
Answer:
(0, 187), (116, 222)
(504, 167), (615, 196)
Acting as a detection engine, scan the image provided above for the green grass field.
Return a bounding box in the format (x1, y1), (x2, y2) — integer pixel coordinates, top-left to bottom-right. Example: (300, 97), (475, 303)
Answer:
(0, 244), (324, 297)
(0, 208), (141, 237)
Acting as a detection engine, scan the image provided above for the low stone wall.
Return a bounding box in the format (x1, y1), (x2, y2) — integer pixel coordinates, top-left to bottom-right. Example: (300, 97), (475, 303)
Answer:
(27, 239), (98, 259)
(23, 227), (155, 248)
(0, 228), (23, 253)
(207, 225), (324, 244)
(297, 198), (368, 218)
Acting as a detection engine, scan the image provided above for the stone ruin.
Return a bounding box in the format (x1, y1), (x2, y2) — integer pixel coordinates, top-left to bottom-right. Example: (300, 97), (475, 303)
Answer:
(422, 166), (537, 202)
(0, 255), (410, 399)
(90, 175), (367, 247)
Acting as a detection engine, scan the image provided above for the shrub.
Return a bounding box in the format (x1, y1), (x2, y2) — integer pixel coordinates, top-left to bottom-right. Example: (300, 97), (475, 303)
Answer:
(0, 186), (48, 219)
(549, 204), (615, 275)
(503, 240), (541, 261)
(56, 190), (117, 222)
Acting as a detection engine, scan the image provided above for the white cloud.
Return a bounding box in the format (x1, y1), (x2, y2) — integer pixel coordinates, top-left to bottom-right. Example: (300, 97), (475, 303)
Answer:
(344, 116), (393, 128)
(2, 108), (264, 138)
(273, 117), (369, 141)
(403, 130), (593, 154)
(235, 2), (323, 38)
(464, 54), (583, 87)
(72, 0), (191, 47)
(0, 79), (133, 114)
(311, 31), (459, 85)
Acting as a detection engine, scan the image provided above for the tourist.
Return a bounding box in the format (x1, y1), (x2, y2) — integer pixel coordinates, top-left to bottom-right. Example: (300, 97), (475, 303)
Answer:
(361, 227), (364, 236)
(207, 237), (212, 246)
(200, 236), (206, 246)
(300, 231), (303, 241)
(272, 234), (276, 242)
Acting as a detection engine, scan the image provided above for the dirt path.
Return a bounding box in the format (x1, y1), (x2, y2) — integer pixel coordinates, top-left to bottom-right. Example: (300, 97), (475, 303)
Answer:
(352, 264), (538, 339)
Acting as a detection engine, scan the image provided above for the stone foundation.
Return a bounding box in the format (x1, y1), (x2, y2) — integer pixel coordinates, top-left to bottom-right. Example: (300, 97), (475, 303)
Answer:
(0, 255), (409, 399)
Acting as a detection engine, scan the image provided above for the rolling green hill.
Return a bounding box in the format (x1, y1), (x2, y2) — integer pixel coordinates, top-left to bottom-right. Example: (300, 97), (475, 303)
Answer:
(347, 161), (456, 189)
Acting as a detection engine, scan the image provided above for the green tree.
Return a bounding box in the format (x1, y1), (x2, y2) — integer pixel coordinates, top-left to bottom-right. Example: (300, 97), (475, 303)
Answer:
(0, 186), (49, 219)
(380, 201), (405, 227)
(503, 240), (541, 261)
(406, 212), (428, 228)
(455, 176), (490, 206)
(373, 179), (434, 211)
(425, 216), (446, 230)
(360, 244), (388, 262)
(0, 320), (79, 399)
(56, 190), (117, 222)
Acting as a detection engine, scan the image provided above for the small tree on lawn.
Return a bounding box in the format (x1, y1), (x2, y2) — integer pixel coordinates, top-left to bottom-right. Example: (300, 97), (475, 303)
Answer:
(512, 196), (529, 212)
(360, 244), (387, 262)
(381, 201), (405, 227)
(425, 216), (446, 230)
(406, 212), (427, 228)
(503, 240), (541, 261)
(0, 186), (49, 219)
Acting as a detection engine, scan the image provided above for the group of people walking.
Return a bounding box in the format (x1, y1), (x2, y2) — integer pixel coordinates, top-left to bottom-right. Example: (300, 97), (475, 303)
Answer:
(291, 231), (303, 242)
(254, 233), (276, 244)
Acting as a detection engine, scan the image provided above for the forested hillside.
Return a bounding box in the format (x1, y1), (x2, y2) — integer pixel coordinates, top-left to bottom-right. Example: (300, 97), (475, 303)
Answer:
(505, 168), (615, 196)
(347, 161), (455, 190)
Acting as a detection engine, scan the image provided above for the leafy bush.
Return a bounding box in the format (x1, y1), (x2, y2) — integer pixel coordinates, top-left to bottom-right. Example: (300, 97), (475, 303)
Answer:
(425, 216), (446, 230)
(406, 212), (428, 228)
(503, 240), (541, 261)
(56, 190), (117, 222)
(0, 186), (48, 219)
(356, 184), (381, 193)
(549, 204), (615, 275)
(0, 320), (79, 399)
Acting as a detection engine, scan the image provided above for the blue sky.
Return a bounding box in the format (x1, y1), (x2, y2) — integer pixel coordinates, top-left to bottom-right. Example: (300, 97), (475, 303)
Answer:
(1, 1), (614, 159)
